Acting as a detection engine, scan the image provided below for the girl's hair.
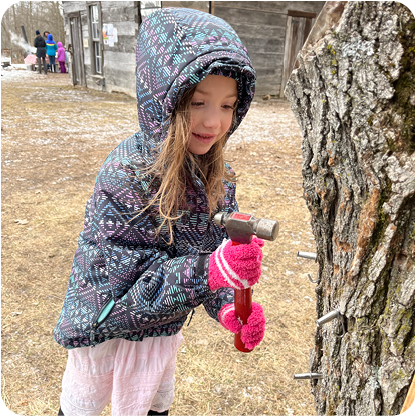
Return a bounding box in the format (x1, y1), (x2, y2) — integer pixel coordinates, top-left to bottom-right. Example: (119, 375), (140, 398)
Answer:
(136, 85), (236, 244)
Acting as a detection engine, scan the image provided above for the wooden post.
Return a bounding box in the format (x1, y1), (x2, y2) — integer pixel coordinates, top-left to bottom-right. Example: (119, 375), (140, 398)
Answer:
(401, 375), (415, 414)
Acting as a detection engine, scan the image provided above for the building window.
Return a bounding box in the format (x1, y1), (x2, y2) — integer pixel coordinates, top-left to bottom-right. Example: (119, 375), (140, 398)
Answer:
(90, 4), (102, 74)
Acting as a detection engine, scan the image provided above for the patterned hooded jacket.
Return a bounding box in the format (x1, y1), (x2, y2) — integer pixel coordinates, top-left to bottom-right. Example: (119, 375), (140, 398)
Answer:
(53, 8), (256, 349)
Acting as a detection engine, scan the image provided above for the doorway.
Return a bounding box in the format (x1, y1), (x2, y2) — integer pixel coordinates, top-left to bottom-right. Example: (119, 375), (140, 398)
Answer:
(68, 12), (86, 86)
(280, 10), (316, 98)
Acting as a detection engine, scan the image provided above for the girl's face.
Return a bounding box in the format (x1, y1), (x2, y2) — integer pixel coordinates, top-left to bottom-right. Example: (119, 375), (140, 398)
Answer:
(188, 75), (238, 155)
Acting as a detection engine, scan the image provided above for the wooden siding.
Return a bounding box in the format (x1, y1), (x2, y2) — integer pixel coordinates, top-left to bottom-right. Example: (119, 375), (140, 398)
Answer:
(97, 2), (138, 95)
(63, 1), (139, 96)
(213, 1), (325, 97)
(63, 1), (87, 14)
(163, 1), (210, 13)
(63, 1), (326, 98)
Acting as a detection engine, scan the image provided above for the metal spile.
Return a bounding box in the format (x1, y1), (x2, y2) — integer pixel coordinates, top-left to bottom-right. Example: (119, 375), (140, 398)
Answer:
(293, 373), (323, 380)
(316, 309), (346, 337)
(316, 309), (340, 328)
(297, 251), (317, 261)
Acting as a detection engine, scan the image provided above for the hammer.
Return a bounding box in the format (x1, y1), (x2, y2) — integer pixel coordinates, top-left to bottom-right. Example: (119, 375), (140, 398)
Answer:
(213, 212), (279, 352)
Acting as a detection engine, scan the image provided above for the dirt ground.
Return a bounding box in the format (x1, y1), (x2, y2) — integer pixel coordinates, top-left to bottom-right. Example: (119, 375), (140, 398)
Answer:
(1, 67), (319, 416)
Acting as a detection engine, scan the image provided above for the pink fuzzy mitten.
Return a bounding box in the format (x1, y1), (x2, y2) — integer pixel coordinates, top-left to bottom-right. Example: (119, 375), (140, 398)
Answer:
(208, 237), (264, 291)
(218, 302), (266, 350)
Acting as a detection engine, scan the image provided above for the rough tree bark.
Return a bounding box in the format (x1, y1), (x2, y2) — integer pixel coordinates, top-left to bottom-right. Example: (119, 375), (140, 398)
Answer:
(285, 1), (415, 415)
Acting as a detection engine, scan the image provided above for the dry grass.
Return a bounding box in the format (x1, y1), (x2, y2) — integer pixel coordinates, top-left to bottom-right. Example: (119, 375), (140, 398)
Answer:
(1, 69), (318, 416)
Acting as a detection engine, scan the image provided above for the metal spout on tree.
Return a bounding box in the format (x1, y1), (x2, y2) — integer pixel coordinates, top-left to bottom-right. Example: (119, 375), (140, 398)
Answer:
(293, 373), (323, 380)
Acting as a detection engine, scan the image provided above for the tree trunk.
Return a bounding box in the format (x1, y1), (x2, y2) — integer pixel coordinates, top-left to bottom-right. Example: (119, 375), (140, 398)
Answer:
(12, 4), (17, 31)
(29, 1), (33, 46)
(285, 1), (415, 415)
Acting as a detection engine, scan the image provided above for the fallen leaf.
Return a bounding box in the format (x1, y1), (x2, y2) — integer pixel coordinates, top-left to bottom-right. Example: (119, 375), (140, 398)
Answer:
(14, 219), (29, 225)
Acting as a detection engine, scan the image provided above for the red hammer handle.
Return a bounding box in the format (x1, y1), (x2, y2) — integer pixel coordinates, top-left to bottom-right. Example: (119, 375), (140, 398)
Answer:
(231, 240), (253, 353)
(213, 211), (278, 353)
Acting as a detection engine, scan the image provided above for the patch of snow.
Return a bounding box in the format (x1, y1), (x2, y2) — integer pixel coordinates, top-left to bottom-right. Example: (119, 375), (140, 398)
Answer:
(1, 65), (35, 80)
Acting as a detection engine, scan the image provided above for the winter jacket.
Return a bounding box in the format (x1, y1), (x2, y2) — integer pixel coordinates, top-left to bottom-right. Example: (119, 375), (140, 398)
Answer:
(45, 34), (57, 56)
(34, 35), (46, 58)
(53, 7), (256, 350)
(57, 42), (66, 62)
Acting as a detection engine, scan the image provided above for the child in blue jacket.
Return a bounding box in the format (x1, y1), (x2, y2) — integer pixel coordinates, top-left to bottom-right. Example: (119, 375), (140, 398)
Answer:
(54, 8), (266, 416)
(45, 33), (57, 72)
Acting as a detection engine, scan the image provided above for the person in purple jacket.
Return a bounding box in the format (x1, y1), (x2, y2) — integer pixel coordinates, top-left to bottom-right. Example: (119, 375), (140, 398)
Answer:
(57, 42), (66, 73)
(54, 8), (266, 416)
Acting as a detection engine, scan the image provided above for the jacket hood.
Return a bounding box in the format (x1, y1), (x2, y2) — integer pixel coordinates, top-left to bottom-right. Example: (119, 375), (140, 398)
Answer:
(47, 34), (54, 41)
(136, 8), (256, 142)
(57, 42), (63, 48)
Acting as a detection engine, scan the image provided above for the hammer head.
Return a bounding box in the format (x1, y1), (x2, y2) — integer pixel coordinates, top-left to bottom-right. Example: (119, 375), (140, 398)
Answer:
(213, 212), (279, 244)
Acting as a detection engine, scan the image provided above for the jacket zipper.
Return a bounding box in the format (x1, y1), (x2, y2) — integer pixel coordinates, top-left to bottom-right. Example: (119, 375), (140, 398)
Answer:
(90, 295), (115, 347)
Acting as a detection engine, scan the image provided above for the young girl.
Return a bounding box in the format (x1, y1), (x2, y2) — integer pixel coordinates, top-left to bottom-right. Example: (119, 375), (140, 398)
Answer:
(57, 42), (67, 73)
(45, 33), (57, 72)
(54, 7), (266, 416)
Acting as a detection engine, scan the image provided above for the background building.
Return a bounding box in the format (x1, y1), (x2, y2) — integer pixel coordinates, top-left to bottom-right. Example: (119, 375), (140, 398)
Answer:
(62, 1), (325, 98)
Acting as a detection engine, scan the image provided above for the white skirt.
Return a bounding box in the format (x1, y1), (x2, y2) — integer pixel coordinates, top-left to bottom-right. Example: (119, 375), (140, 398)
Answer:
(60, 333), (183, 416)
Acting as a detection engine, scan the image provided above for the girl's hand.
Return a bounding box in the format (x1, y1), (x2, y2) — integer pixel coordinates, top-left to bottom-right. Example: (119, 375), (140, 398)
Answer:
(208, 237), (264, 291)
(218, 302), (265, 350)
